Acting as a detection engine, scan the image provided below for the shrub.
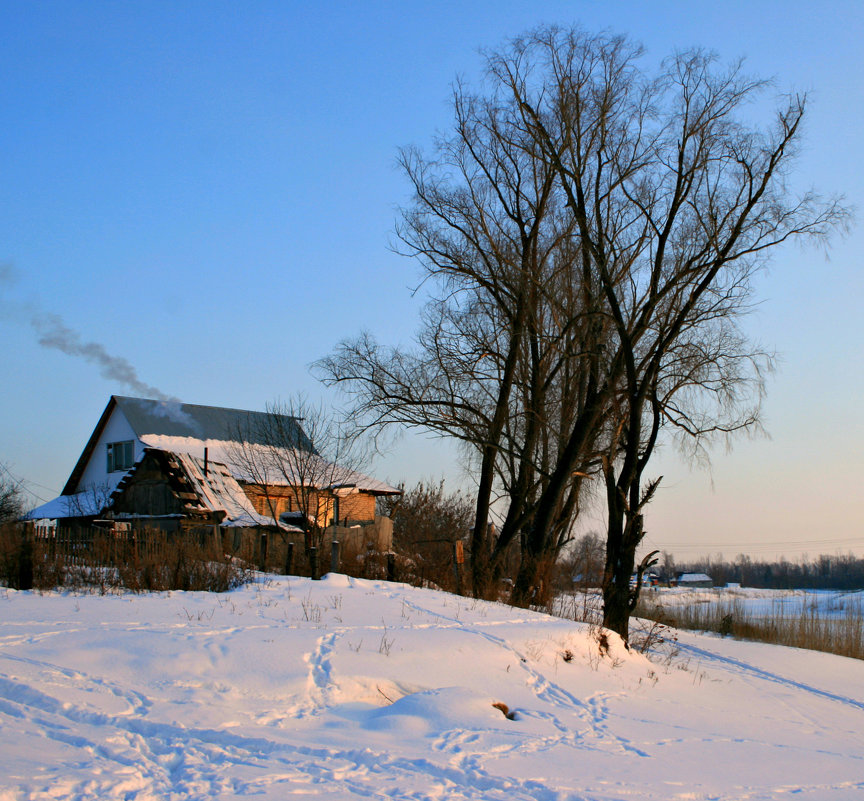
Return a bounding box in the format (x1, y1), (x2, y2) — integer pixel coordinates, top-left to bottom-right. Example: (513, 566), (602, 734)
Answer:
(0, 524), (35, 589)
(379, 480), (474, 593)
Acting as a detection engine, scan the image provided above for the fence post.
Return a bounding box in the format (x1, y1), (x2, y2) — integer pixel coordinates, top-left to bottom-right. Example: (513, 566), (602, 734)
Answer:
(453, 540), (463, 595)
(285, 541), (294, 576)
(259, 532), (268, 571)
(387, 552), (395, 582)
(330, 540), (340, 575)
(310, 546), (319, 580)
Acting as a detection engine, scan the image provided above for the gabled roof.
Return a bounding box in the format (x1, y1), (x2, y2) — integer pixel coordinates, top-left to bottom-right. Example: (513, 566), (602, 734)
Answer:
(62, 396), (312, 494)
(62, 395), (401, 499)
(677, 572), (713, 583)
(113, 396), (312, 449)
(63, 397), (120, 494)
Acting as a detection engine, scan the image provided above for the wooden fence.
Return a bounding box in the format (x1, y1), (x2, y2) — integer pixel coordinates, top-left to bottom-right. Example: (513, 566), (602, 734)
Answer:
(31, 524), (176, 567)
(15, 522), (397, 583)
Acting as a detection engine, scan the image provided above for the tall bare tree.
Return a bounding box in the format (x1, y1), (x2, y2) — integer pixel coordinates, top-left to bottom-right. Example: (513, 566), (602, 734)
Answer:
(321, 27), (847, 637)
(490, 29), (846, 634)
(320, 86), (599, 597)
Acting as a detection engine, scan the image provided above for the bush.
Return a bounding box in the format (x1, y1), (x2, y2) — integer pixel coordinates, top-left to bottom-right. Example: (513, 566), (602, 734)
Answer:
(0, 524), (35, 589)
(379, 480), (474, 593)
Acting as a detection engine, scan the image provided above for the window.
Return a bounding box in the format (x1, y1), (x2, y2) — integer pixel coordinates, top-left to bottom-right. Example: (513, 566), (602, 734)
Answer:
(106, 441), (135, 472)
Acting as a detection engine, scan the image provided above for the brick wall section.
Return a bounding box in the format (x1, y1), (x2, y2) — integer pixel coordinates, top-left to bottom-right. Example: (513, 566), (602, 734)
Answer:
(334, 493), (375, 524)
(240, 484), (377, 526)
(241, 485), (295, 519)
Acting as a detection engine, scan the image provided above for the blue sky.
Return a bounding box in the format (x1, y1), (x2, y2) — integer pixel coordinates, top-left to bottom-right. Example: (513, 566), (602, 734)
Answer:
(1, 1), (862, 560)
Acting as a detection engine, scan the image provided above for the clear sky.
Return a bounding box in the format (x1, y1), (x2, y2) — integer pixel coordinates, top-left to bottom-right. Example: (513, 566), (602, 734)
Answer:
(1, 1), (862, 561)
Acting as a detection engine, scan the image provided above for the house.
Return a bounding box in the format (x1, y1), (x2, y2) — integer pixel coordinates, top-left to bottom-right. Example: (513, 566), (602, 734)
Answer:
(630, 571), (659, 588)
(28, 396), (400, 554)
(675, 572), (713, 588)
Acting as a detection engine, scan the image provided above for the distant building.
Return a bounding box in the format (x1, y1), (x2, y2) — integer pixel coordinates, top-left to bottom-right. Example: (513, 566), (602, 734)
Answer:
(675, 572), (713, 588)
(630, 571), (659, 588)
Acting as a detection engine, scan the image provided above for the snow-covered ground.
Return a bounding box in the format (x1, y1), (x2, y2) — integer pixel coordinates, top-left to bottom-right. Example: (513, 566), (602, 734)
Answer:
(1, 575), (862, 800)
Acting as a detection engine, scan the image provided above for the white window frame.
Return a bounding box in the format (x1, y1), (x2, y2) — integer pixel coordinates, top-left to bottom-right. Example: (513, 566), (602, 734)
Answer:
(106, 440), (135, 473)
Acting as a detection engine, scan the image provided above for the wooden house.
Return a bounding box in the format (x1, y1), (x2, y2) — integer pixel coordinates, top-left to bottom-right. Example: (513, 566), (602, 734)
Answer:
(27, 396), (400, 551)
(108, 448), (293, 531)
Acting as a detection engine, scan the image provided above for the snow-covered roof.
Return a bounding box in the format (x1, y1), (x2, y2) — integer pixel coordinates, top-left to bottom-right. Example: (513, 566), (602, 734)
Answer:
(110, 449), (301, 531)
(138, 435), (401, 495)
(26, 491), (106, 520)
(169, 452), (296, 529)
(678, 573), (713, 584)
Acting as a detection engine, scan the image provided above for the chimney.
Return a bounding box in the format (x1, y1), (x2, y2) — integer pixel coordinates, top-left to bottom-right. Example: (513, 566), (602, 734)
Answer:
(203, 447), (209, 476)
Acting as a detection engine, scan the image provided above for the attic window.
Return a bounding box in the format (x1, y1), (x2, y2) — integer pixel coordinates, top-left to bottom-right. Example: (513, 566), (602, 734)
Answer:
(107, 441), (135, 472)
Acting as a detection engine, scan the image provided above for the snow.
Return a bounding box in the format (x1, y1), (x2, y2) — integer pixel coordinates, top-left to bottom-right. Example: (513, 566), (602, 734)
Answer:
(138, 435), (400, 494)
(25, 490), (104, 520)
(1, 577), (862, 800)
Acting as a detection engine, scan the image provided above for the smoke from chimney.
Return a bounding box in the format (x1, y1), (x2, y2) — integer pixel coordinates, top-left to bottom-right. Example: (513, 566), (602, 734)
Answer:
(2, 263), (176, 401)
(31, 313), (177, 401)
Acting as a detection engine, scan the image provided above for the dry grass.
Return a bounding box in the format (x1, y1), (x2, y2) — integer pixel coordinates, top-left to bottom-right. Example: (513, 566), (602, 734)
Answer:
(635, 593), (864, 661)
(0, 524), (251, 593)
(548, 589), (603, 624)
(550, 588), (864, 661)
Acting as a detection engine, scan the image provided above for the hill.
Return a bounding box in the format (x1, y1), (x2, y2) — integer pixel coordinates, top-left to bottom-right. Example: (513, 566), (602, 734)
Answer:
(1, 575), (862, 799)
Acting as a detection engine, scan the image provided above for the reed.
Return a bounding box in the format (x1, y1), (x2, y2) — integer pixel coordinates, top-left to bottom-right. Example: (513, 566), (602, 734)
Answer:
(635, 592), (864, 661)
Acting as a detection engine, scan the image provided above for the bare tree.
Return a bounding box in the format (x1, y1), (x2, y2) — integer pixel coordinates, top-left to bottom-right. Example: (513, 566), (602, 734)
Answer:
(228, 396), (372, 551)
(564, 531), (606, 589)
(489, 28), (847, 635)
(321, 26), (847, 637)
(62, 481), (113, 519)
(319, 77), (606, 598)
(381, 479), (475, 592)
(0, 464), (25, 523)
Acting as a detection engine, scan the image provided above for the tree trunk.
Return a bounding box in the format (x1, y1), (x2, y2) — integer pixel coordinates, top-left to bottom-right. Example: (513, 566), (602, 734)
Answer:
(511, 389), (607, 603)
(469, 292), (528, 599)
(601, 508), (639, 642)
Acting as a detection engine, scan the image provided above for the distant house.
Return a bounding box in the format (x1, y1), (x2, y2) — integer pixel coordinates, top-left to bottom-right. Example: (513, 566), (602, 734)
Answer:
(675, 572), (713, 588)
(630, 571), (659, 588)
(28, 396), (400, 553)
